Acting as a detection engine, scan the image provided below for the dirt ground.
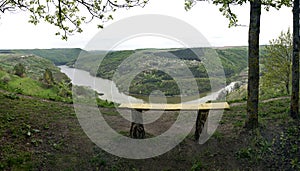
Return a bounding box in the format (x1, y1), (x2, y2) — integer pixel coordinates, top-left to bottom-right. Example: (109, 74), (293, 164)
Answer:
(0, 93), (299, 170)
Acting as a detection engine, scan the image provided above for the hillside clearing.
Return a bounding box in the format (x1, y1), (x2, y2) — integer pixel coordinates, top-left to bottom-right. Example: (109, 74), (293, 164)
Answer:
(0, 92), (298, 170)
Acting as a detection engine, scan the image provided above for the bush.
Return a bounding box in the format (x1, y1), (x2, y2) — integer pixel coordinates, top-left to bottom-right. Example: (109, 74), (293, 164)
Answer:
(13, 63), (26, 77)
(96, 98), (116, 108)
(1, 74), (11, 84)
(4, 93), (19, 100)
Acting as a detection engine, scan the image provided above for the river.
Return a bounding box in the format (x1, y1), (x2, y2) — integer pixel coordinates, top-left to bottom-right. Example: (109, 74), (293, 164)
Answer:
(59, 65), (239, 104)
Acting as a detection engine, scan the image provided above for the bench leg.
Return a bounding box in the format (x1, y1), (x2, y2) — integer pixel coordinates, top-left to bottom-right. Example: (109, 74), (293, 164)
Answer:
(130, 109), (145, 139)
(195, 110), (209, 141)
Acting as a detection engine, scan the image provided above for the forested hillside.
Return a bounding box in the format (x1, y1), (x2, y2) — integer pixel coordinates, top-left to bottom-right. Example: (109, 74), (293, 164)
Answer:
(70, 47), (249, 79)
(0, 53), (69, 82)
(68, 47), (253, 96)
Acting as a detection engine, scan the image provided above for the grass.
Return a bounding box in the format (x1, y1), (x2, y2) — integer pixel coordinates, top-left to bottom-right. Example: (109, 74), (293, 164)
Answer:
(0, 68), (117, 107)
(190, 160), (205, 171)
(0, 53), (76, 102)
(211, 130), (224, 140)
(228, 98), (299, 170)
(8, 77), (57, 97)
(0, 92), (101, 170)
(3, 75), (71, 102)
(0, 53), (69, 82)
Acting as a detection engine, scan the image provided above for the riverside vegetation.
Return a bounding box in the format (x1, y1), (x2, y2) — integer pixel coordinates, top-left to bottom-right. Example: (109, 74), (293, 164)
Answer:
(0, 47), (299, 170)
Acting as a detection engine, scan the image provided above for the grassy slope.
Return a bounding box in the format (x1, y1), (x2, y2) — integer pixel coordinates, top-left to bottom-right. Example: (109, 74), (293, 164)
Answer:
(0, 53), (69, 82)
(0, 53), (116, 109)
(0, 92), (95, 170)
(0, 91), (299, 170)
(0, 53), (74, 103)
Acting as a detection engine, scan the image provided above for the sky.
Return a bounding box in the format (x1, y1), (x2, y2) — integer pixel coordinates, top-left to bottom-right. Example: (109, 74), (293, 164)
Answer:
(0, 0), (292, 50)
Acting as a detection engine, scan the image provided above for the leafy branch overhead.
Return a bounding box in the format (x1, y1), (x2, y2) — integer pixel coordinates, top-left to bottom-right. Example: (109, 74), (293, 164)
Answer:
(184, 0), (292, 27)
(0, 0), (148, 40)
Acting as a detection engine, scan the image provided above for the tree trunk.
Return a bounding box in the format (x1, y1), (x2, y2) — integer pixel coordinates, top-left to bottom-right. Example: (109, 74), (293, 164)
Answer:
(245, 0), (261, 129)
(286, 79), (290, 95)
(195, 110), (209, 141)
(285, 70), (291, 95)
(290, 0), (300, 119)
(130, 109), (145, 139)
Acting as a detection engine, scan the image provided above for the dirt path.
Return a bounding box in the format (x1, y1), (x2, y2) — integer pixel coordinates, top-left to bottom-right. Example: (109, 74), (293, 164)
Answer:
(1, 87), (290, 108)
(230, 96), (290, 107)
(0, 89), (73, 106)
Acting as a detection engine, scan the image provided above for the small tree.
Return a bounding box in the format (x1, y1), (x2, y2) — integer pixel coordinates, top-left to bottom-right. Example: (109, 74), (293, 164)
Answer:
(1, 74), (11, 84)
(262, 29), (292, 95)
(13, 63), (26, 77)
(43, 68), (54, 86)
(58, 81), (72, 98)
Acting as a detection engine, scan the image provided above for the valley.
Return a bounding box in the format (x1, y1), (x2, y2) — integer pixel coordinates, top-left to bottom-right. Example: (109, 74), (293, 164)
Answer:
(0, 47), (298, 170)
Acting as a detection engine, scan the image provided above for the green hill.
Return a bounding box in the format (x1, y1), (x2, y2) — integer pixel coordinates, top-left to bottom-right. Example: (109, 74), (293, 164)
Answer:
(0, 52), (114, 107)
(215, 47), (248, 78)
(68, 47), (251, 96)
(0, 53), (73, 101)
(0, 53), (69, 82)
(0, 46), (263, 97)
(11, 48), (86, 65)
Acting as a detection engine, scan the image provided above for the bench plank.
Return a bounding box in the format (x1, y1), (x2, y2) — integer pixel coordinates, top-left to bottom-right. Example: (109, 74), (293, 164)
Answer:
(119, 102), (230, 110)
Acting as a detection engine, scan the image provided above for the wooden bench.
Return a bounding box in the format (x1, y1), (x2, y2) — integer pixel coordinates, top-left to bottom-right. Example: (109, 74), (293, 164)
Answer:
(119, 102), (230, 140)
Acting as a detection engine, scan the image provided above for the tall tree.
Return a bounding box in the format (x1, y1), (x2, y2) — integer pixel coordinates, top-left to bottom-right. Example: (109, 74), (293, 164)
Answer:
(0, 0), (148, 40)
(262, 29), (292, 95)
(290, 0), (299, 119)
(245, 0), (261, 129)
(185, 0), (291, 129)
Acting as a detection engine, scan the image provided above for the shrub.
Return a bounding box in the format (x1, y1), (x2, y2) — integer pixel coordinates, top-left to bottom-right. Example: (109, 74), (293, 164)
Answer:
(1, 74), (11, 84)
(13, 63), (26, 77)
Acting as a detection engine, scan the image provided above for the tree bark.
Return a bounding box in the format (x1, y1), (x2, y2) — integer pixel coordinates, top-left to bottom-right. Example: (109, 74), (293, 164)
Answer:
(195, 110), (209, 141)
(130, 109), (145, 139)
(245, 0), (261, 129)
(286, 79), (290, 95)
(290, 0), (300, 119)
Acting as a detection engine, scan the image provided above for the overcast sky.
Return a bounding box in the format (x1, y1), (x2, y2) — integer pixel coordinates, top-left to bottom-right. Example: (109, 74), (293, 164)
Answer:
(0, 0), (292, 50)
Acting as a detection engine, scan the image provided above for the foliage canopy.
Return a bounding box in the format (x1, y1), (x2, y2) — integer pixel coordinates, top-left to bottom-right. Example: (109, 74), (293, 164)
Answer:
(262, 29), (292, 95)
(185, 0), (291, 27)
(0, 0), (148, 39)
